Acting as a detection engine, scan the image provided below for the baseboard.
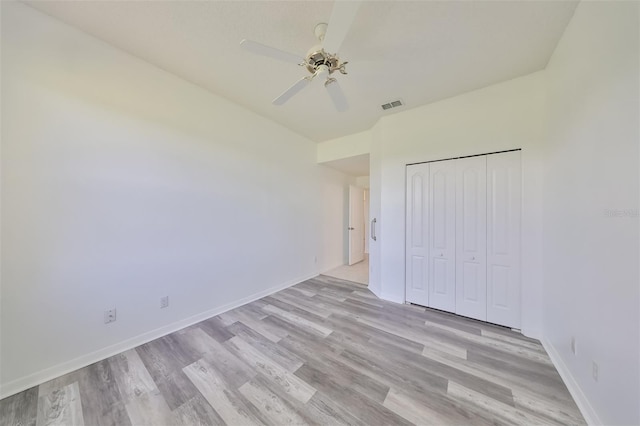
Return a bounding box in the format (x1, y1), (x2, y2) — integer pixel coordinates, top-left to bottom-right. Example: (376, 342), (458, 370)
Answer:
(0, 272), (317, 400)
(541, 338), (602, 425)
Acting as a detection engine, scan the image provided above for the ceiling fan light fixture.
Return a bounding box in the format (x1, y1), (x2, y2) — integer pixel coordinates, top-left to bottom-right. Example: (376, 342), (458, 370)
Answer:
(315, 64), (330, 80)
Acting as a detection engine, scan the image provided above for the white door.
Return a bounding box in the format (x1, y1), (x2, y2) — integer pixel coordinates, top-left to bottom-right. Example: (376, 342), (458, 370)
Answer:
(429, 160), (456, 312)
(487, 151), (521, 328)
(405, 164), (429, 306)
(348, 185), (365, 265)
(455, 156), (487, 321)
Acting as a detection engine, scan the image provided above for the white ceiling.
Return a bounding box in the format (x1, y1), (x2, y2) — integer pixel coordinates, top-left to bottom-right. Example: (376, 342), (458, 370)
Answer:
(25, 1), (577, 143)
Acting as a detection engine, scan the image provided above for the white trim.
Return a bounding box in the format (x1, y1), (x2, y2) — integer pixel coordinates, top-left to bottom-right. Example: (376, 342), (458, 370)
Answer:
(541, 338), (602, 426)
(0, 273), (317, 400)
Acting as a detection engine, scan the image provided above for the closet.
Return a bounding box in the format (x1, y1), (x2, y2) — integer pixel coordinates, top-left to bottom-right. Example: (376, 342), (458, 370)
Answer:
(405, 150), (521, 328)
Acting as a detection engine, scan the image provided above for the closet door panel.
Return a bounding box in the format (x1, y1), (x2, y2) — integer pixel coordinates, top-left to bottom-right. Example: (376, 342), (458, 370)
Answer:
(405, 164), (429, 306)
(455, 156), (487, 321)
(487, 151), (521, 328)
(428, 160), (456, 312)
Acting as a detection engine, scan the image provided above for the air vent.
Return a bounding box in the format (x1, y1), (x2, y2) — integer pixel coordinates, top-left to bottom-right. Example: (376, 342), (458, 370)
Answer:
(381, 99), (404, 111)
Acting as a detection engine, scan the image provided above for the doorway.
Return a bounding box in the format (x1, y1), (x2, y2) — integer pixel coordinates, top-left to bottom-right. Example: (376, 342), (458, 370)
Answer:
(323, 184), (369, 285)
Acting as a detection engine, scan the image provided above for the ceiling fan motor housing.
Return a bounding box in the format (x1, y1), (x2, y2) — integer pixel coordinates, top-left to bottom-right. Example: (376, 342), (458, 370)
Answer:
(304, 48), (347, 76)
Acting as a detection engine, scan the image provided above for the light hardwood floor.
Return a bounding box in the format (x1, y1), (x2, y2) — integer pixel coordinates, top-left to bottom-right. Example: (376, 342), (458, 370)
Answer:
(1, 275), (585, 426)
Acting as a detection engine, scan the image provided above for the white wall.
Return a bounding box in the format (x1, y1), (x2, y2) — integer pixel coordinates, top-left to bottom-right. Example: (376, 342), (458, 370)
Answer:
(369, 72), (547, 337)
(543, 2), (639, 425)
(0, 2), (352, 397)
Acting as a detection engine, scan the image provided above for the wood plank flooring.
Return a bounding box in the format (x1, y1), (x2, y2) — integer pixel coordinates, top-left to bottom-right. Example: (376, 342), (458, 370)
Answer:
(0, 275), (585, 426)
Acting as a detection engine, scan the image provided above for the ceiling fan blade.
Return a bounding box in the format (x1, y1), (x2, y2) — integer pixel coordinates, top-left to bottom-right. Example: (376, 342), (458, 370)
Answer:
(273, 77), (312, 106)
(240, 39), (303, 64)
(322, 0), (362, 54)
(325, 78), (348, 112)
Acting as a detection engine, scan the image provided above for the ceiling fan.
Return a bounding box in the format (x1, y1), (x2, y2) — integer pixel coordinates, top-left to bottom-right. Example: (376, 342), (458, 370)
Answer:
(240, 1), (361, 112)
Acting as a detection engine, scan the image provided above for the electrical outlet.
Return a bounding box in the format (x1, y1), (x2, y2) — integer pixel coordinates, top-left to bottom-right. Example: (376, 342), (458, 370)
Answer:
(571, 337), (576, 355)
(592, 361), (599, 381)
(160, 296), (169, 309)
(104, 308), (116, 324)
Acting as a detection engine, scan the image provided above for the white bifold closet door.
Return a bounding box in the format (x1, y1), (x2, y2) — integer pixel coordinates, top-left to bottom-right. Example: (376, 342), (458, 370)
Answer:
(487, 151), (521, 328)
(405, 163), (429, 306)
(455, 156), (487, 321)
(405, 150), (521, 329)
(428, 160), (456, 312)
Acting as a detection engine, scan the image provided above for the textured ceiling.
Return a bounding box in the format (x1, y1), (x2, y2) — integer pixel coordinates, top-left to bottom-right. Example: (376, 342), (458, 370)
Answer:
(25, 1), (578, 142)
